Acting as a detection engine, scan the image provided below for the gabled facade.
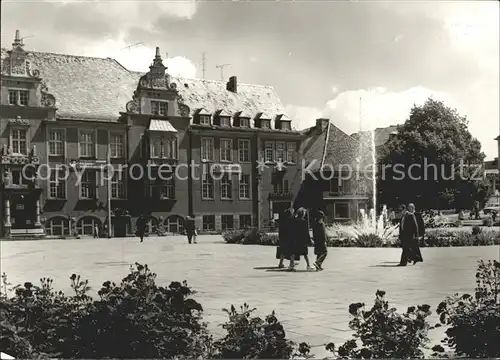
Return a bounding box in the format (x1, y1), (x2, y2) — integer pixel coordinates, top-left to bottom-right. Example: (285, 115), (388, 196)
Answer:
(295, 119), (373, 223)
(0, 30), (305, 237)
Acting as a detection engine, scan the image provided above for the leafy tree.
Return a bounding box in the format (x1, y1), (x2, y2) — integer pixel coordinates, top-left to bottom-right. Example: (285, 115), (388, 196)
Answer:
(378, 98), (490, 211)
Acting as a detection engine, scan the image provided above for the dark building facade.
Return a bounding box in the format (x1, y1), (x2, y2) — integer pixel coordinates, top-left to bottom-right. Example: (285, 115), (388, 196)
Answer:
(1, 31), (306, 238)
(294, 119), (372, 224)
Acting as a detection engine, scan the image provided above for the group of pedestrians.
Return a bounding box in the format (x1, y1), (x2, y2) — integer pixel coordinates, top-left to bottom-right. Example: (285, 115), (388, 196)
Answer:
(135, 213), (198, 244)
(276, 207), (328, 271)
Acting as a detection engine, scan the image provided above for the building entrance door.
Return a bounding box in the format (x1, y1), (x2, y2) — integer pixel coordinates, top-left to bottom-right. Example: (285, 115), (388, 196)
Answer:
(271, 201), (292, 219)
(10, 195), (36, 229)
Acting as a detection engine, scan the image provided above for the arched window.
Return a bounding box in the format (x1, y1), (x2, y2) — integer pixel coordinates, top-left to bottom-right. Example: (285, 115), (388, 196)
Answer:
(46, 217), (70, 236)
(165, 215), (185, 234)
(77, 216), (101, 236)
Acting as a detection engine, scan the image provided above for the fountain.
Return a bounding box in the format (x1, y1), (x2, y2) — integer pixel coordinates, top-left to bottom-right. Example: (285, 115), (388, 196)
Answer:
(325, 97), (399, 244)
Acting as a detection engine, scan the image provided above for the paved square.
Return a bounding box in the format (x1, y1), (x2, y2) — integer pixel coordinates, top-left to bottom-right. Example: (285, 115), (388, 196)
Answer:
(2, 236), (498, 357)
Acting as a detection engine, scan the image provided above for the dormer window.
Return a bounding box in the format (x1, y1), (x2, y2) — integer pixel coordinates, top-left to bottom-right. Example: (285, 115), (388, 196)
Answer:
(151, 100), (167, 116)
(220, 116), (231, 127)
(281, 121), (291, 130)
(199, 115), (211, 126)
(260, 120), (271, 129)
(239, 118), (250, 127)
(8, 89), (29, 106)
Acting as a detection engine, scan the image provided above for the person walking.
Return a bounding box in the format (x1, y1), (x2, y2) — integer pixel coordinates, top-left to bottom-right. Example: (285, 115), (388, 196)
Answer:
(136, 214), (147, 243)
(398, 203), (423, 266)
(277, 208), (294, 268)
(312, 210), (328, 271)
(289, 207), (313, 271)
(185, 214), (197, 244)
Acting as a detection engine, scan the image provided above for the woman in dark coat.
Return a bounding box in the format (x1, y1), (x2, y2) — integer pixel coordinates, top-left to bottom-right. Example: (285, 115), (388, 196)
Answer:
(398, 203), (423, 266)
(312, 210), (328, 270)
(277, 208), (294, 268)
(289, 207), (313, 271)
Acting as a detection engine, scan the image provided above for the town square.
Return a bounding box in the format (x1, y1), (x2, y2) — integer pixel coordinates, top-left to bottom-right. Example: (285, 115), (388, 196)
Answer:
(1, 0), (499, 358)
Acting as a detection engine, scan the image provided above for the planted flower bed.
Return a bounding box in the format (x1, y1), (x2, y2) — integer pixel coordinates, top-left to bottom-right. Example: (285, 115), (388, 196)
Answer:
(222, 227), (500, 248)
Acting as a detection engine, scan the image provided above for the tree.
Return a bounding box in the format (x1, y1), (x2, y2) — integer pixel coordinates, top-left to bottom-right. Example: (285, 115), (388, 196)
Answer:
(378, 98), (490, 211)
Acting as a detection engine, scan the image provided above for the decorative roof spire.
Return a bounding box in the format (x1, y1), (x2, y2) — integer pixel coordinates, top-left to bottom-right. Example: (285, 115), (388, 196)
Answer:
(12, 30), (23, 48)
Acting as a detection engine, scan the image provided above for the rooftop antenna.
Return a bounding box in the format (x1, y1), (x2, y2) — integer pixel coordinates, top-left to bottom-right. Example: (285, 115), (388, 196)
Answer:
(121, 42), (144, 51)
(216, 63), (231, 81)
(20, 35), (34, 42)
(201, 52), (207, 79)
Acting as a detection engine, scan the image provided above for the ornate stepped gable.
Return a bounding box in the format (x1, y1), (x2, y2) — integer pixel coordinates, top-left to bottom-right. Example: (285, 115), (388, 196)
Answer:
(1, 31), (56, 109)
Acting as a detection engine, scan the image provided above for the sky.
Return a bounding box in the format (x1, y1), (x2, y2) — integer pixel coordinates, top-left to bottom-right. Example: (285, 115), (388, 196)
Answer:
(1, 0), (499, 159)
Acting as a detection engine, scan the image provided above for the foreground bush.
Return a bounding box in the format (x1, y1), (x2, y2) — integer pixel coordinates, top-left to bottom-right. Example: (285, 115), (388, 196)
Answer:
(436, 259), (500, 358)
(327, 290), (432, 359)
(0, 264), (211, 359)
(213, 303), (297, 359)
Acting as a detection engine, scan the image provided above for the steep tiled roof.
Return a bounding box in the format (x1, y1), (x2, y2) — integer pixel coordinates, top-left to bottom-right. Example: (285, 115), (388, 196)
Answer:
(303, 122), (369, 172)
(1, 48), (285, 123)
(351, 125), (399, 148)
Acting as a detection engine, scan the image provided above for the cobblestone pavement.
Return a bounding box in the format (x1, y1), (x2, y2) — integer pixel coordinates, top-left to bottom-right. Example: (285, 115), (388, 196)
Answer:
(2, 236), (498, 357)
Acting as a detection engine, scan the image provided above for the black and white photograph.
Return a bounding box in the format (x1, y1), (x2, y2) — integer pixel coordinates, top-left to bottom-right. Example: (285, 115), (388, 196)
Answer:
(1, 0), (499, 358)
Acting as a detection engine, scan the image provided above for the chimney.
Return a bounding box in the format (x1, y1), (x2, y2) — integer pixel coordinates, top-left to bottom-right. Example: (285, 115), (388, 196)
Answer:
(13, 30), (23, 47)
(226, 76), (237, 93)
(316, 118), (329, 132)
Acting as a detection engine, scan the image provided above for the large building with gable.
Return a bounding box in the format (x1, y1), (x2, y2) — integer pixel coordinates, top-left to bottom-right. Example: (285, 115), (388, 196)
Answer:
(0, 30), (305, 238)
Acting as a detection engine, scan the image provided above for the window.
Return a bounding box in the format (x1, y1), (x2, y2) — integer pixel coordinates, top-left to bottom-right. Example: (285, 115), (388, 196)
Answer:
(273, 179), (289, 194)
(239, 174), (250, 199)
(286, 142), (296, 163)
(77, 216), (101, 236)
(10, 170), (30, 186)
(330, 178), (340, 194)
(48, 168), (66, 199)
(203, 215), (215, 231)
(220, 116), (231, 127)
(239, 214), (252, 229)
(202, 174), (214, 199)
(160, 178), (175, 199)
(199, 115), (211, 125)
(221, 215), (234, 230)
(80, 171), (97, 199)
(8, 90), (29, 106)
(220, 139), (233, 162)
(110, 133), (125, 158)
(239, 139), (250, 162)
(342, 178), (353, 194)
(276, 142), (285, 162)
(11, 128), (28, 155)
(48, 130), (64, 156)
(151, 100), (167, 115)
(281, 121), (292, 130)
(79, 130), (95, 158)
(334, 202), (350, 219)
(220, 174), (232, 199)
(150, 137), (178, 159)
(201, 137), (214, 161)
(264, 141), (274, 162)
(111, 172), (126, 199)
(165, 216), (184, 233)
(45, 217), (70, 236)
(240, 118), (250, 127)
(260, 120), (271, 129)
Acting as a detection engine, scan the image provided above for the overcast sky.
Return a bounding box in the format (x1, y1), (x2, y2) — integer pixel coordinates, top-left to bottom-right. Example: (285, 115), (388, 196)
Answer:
(1, 0), (499, 159)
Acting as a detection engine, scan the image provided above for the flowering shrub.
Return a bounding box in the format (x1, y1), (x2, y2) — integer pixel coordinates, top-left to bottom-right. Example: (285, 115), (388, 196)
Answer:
(328, 290), (432, 359)
(213, 303), (298, 359)
(436, 260), (500, 358)
(0, 264), (212, 359)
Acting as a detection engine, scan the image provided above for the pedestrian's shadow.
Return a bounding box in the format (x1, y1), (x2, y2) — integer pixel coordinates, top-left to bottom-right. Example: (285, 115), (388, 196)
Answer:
(266, 269), (316, 273)
(254, 266), (282, 270)
(370, 262), (401, 268)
